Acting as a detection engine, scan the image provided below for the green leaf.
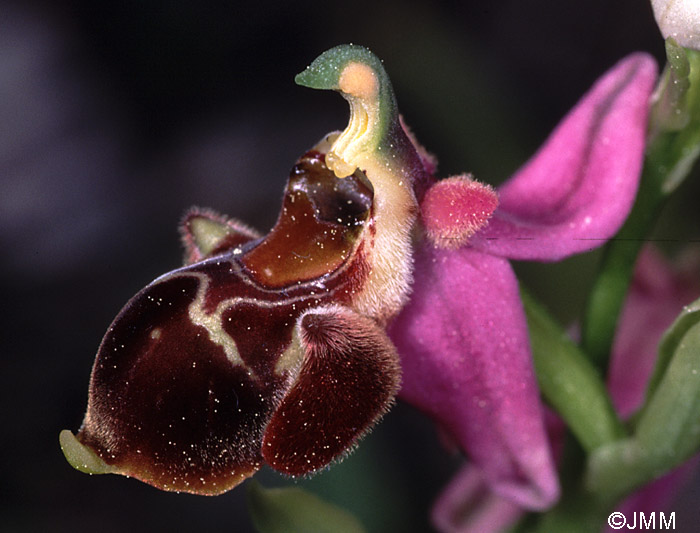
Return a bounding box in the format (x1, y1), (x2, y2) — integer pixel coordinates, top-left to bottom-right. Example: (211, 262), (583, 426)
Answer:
(634, 319), (700, 463)
(522, 290), (625, 452)
(646, 297), (700, 401)
(246, 480), (367, 533)
(587, 308), (700, 502)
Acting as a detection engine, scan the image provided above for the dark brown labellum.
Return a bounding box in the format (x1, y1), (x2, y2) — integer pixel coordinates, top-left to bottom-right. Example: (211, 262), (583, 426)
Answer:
(67, 149), (401, 494)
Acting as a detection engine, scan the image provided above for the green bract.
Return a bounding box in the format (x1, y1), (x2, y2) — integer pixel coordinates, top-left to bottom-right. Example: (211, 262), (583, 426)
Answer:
(522, 290), (624, 453)
(587, 297), (700, 502)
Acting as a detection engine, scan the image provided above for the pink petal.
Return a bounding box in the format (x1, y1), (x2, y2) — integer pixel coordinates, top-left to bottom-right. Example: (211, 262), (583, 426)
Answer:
(471, 53), (657, 261)
(421, 175), (499, 249)
(432, 465), (522, 533)
(389, 245), (559, 509)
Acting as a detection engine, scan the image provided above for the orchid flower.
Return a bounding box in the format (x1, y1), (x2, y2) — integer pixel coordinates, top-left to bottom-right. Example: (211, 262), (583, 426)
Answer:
(60, 45), (657, 516)
(60, 45), (429, 494)
(431, 246), (699, 533)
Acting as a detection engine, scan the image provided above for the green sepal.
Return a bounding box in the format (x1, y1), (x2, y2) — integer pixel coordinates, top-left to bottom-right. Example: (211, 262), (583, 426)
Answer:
(246, 480), (366, 533)
(587, 302), (700, 502)
(522, 290), (625, 452)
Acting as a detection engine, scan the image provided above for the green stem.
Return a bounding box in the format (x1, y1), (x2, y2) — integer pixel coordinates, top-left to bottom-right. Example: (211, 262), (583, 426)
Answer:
(580, 160), (667, 370)
(522, 290), (625, 452)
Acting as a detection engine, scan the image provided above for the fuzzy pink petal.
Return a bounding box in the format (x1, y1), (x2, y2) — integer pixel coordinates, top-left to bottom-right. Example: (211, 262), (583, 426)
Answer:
(471, 53), (657, 261)
(432, 465), (522, 533)
(389, 245), (559, 509)
(421, 175), (499, 249)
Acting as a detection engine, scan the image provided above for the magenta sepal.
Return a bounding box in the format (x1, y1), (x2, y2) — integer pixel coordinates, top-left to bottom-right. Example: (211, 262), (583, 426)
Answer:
(470, 53), (657, 261)
(389, 246), (559, 509)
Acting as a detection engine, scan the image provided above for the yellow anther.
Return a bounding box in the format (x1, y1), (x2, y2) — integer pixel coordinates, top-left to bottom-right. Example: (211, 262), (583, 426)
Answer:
(325, 151), (356, 178)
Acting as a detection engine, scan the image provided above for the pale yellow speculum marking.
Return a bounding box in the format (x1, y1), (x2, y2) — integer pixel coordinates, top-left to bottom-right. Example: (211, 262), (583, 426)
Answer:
(186, 272), (247, 370)
(273, 336), (303, 377)
(326, 62), (380, 179)
(175, 265), (345, 377)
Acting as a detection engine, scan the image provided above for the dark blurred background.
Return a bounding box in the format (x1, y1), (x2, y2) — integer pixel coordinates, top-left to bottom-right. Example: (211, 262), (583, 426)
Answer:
(3, 0), (699, 531)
